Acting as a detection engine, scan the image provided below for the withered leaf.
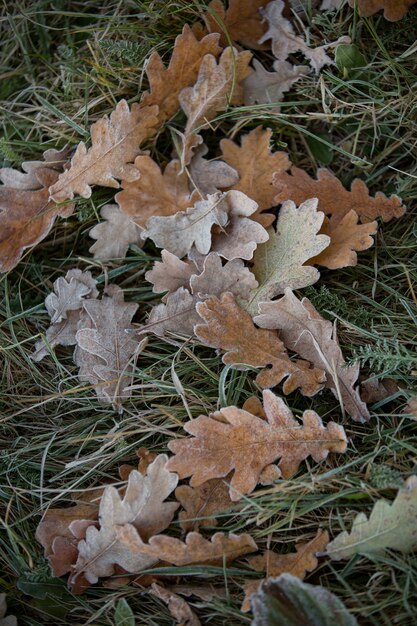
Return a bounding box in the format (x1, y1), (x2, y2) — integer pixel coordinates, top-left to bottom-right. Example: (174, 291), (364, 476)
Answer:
(190, 253), (258, 301)
(167, 389), (347, 500)
(259, 0), (350, 72)
(32, 269), (98, 362)
(89, 204), (144, 259)
(70, 455), (178, 587)
(347, 0), (417, 21)
(140, 25), (221, 124)
(75, 285), (142, 408)
(273, 166), (406, 223)
(241, 529), (329, 611)
(189, 144), (239, 196)
(220, 126), (290, 226)
(245, 198), (330, 315)
(309, 210), (378, 269)
(49, 100), (159, 202)
(145, 250), (197, 302)
(116, 156), (199, 228)
(243, 59), (309, 107)
(201, 0), (270, 49)
(195, 292), (326, 395)
(144, 287), (200, 338)
(178, 46), (253, 166)
(143, 192), (229, 258)
(150, 584), (201, 626)
(0, 148), (74, 272)
(176, 476), (234, 532)
(255, 289), (370, 422)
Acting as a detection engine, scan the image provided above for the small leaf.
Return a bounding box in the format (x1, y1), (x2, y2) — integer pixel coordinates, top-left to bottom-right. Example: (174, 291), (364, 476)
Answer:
(306, 133), (334, 165)
(335, 44), (366, 75)
(114, 598), (135, 626)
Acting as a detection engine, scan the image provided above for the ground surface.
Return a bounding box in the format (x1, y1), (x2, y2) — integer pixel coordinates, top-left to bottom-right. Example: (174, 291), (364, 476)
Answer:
(0, 1), (416, 625)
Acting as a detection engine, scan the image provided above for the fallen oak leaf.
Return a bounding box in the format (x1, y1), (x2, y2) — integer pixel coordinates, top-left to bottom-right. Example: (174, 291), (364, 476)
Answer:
(116, 156), (199, 228)
(189, 143), (239, 196)
(190, 252), (258, 301)
(176, 475), (235, 532)
(89, 204), (144, 260)
(245, 198), (330, 315)
(347, 0), (417, 21)
(167, 389), (347, 500)
(273, 166), (406, 223)
(145, 250), (197, 303)
(150, 584), (201, 626)
(308, 210), (378, 269)
(140, 25), (221, 124)
(243, 59), (309, 107)
(178, 46), (253, 166)
(327, 476), (417, 560)
(49, 100), (159, 202)
(144, 287), (200, 338)
(241, 529), (329, 611)
(254, 288), (370, 422)
(220, 126), (290, 226)
(201, 0), (270, 49)
(0, 147), (74, 273)
(195, 292), (326, 395)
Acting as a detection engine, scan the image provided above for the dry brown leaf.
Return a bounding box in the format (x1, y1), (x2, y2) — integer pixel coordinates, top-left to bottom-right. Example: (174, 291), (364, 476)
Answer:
(49, 100), (159, 202)
(178, 46), (253, 166)
(195, 292), (326, 395)
(116, 156), (199, 228)
(140, 530), (257, 566)
(241, 529), (329, 611)
(201, 0), (270, 49)
(245, 198), (330, 315)
(404, 398), (417, 419)
(360, 378), (399, 404)
(347, 0), (417, 20)
(145, 250), (197, 302)
(220, 126), (290, 226)
(167, 389), (347, 500)
(89, 204), (144, 259)
(70, 455), (178, 588)
(145, 287), (200, 337)
(0, 148), (74, 272)
(190, 253), (258, 301)
(308, 210), (378, 269)
(176, 476), (234, 532)
(259, 0), (350, 72)
(273, 166), (406, 223)
(255, 289), (370, 422)
(140, 25), (221, 124)
(32, 269), (98, 362)
(74, 284), (142, 408)
(150, 584), (202, 626)
(189, 144), (239, 196)
(243, 59), (309, 107)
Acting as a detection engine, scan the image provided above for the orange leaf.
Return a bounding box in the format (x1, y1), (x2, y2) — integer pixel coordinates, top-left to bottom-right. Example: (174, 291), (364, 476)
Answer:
(176, 476), (234, 532)
(273, 166), (406, 223)
(220, 126), (290, 226)
(202, 0), (270, 49)
(348, 0), (417, 21)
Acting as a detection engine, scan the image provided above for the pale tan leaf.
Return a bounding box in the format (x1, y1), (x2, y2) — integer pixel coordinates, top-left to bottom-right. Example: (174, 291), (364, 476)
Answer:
(116, 156), (199, 228)
(0, 148), (74, 272)
(150, 584), (201, 626)
(189, 144), (239, 196)
(142, 192), (229, 258)
(328, 476), (417, 560)
(347, 0), (417, 21)
(273, 166), (406, 222)
(178, 46), (253, 165)
(195, 292), (326, 395)
(321, 0), (344, 8)
(70, 455), (178, 585)
(404, 398), (417, 419)
(243, 59), (309, 107)
(145, 250), (197, 302)
(254, 289), (370, 422)
(74, 285), (141, 408)
(32, 269), (98, 362)
(201, 0), (270, 49)
(141, 25), (221, 124)
(167, 389), (347, 500)
(241, 529), (329, 611)
(145, 287), (200, 337)
(245, 198), (330, 315)
(176, 476), (234, 532)
(220, 126), (290, 225)
(309, 211), (378, 269)
(49, 100), (159, 202)
(190, 252), (258, 301)
(89, 204), (143, 259)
